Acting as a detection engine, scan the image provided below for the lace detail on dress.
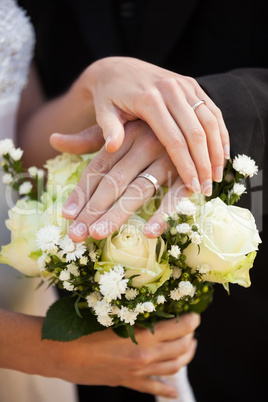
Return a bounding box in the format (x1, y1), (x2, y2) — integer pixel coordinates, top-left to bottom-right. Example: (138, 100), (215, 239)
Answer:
(0, 0), (35, 100)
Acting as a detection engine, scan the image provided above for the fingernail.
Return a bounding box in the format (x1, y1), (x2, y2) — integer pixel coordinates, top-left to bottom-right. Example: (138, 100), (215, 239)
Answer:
(143, 223), (161, 236)
(191, 177), (201, 193)
(201, 179), (212, 196)
(105, 135), (112, 151)
(224, 144), (230, 159)
(69, 222), (88, 237)
(214, 165), (223, 182)
(62, 202), (78, 216)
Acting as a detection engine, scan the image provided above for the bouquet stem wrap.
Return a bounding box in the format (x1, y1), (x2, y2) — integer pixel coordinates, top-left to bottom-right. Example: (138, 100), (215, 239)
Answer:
(155, 367), (196, 402)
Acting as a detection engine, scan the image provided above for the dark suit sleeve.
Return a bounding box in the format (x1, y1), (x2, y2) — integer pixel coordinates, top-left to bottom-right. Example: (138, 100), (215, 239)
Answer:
(197, 68), (267, 169)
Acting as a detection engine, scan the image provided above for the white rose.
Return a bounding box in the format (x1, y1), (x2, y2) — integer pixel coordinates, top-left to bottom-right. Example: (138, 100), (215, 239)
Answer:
(184, 197), (261, 287)
(0, 199), (44, 276)
(95, 214), (171, 293)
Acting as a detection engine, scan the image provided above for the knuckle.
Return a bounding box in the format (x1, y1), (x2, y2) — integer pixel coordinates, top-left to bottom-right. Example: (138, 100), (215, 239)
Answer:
(104, 169), (126, 190)
(204, 114), (218, 130)
(88, 157), (109, 176)
(191, 126), (206, 143)
(140, 88), (160, 109)
(171, 135), (187, 150)
(158, 76), (178, 93)
(181, 313), (200, 333)
(213, 106), (223, 120)
(128, 179), (153, 200)
(200, 160), (212, 176)
(132, 349), (150, 367)
(212, 149), (224, 163)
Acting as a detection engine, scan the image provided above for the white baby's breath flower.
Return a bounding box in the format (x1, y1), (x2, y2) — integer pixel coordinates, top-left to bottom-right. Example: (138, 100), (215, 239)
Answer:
(168, 245), (181, 259)
(59, 270), (71, 281)
(118, 306), (139, 325)
(67, 263), (79, 277)
(18, 181), (33, 195)
(2, 173), (12, 184)
(37, 254), (47, 271)
(163, 213), (169, 222)
(28, 166), (39, 177)
(94, 300), (114, 327)
(171, 267), (182, 279)
(58, 235), (87, 262)
(134, 303), (145, 314)
(79, 256), (88, 265)
(170, 227), (177, 235)
(36, 224), (61, 253)
(170, 281), (196, 301)
(99, 266), (128, 301)
(125, 288), (139, 300)
(63, 281), (74, 291)
(232, 154), (258, 177)
(142, 302), (155, 312)
(86, 291), (102, 308)
(9, 147), (23, 161)
(0, 138), (14, 156)
(88, 242), (98, 262)
(176, 198), (197, 217)
(189, 232), (202, 245)
(157, 295), (166, 304)
(197, 263), (211, 274)
(170, 211), (179, 221)
(232, 182), (247, 196)
(176, 223), (191, 234)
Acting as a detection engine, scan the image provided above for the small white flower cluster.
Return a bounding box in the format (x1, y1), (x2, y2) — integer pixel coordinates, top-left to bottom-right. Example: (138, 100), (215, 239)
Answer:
(99, 265), (128, 301)
(176, 198), (197, 217)
(229, 182), (247, 197)
(36, 224), (87, 267)
(170, 281), (196, 301)
(28, 166), (45, 179)
(0, 138), (23, 160)
(232, 154), (258, 178)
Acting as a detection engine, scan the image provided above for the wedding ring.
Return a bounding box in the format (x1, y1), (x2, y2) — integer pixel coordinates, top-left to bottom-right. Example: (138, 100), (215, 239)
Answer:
(192, 100), (206, 111)
(137, 172), (159, 195)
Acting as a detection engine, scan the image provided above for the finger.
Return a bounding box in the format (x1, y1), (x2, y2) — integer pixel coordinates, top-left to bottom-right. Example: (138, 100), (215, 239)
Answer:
(136, 88), (201, 194)
(68, 140), (165, 241)
(193, 103), (224, 182)
(49, 125), (105, 154)
(203, 98), (230, 160)
(152, 314), (201, 342)
(95, 102), (126, 153)
(122, 376), (179, 399)
(89, 156), (176, 239)
(143, 176), (192, 238)
(167, 97), (213, 196)
(136, 339), (197, 377)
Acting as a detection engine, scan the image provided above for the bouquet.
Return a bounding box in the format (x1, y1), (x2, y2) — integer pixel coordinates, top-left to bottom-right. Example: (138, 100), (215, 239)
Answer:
(0, 139), (261, 346)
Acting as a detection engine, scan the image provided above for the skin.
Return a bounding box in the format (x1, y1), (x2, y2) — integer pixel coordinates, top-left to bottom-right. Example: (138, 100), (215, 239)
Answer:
(0, 309), (200, 398)
(50, 122), (192, 241)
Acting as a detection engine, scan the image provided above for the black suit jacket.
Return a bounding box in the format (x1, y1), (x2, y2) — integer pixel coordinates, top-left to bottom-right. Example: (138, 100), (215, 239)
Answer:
(19, 1), (268, 401)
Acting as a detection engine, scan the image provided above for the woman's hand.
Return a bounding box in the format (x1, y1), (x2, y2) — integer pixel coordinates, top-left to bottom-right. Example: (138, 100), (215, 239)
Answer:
(51, 121), (187, 241)
(81, 56), (229, 195)
(0, 308), (200, 399)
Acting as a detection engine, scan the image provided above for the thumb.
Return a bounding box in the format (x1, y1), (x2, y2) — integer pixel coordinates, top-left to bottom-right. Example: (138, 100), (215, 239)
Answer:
(50, 125), (105, 154)
(96, 103), (125, 153)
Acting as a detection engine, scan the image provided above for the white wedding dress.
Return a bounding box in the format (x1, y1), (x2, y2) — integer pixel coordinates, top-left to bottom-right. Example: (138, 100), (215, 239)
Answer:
(0, 1), (78, 401)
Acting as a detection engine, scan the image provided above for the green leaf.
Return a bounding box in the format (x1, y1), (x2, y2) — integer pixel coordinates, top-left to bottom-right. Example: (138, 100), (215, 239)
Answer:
(42, 295), (105, 341)
(128, 325), (138, 345)
(154, 311), (175, 319)
(113, 325), (129, 339)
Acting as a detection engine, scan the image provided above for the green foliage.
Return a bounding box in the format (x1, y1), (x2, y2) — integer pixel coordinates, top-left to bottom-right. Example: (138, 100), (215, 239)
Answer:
(42, 295), (105, 341)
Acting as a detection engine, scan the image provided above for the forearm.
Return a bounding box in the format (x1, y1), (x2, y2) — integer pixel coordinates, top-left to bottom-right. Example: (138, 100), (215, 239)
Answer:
(0, 308), (59, 377)
(17, 70), (96, 167)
